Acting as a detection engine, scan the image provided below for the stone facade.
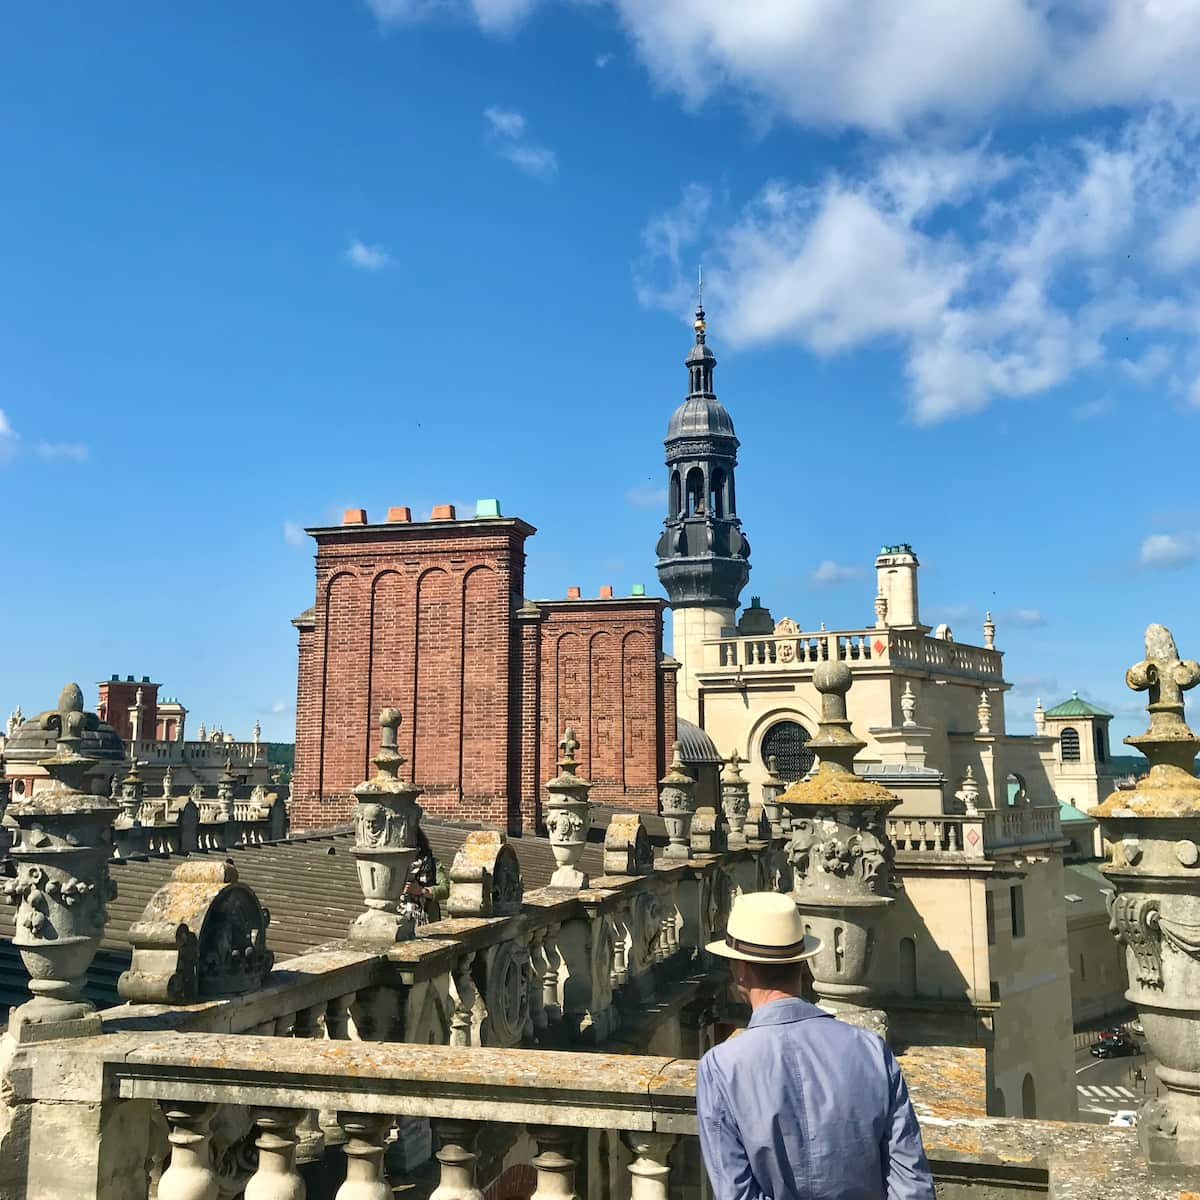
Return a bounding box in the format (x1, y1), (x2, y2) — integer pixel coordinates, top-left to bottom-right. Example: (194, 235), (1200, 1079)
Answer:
(291, 508), (674, 834)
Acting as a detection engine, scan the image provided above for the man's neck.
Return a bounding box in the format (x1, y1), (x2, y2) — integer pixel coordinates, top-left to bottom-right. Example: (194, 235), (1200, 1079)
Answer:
(747, 987), (802, 1011)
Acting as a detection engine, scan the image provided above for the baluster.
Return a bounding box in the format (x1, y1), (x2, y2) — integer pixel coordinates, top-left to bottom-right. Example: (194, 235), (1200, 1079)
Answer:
(611, 908), (629, 988)
(292, 1002), (326, 1163)
(334, 1113), (392, 1200)
(244, 1108), (306, 1200)
(159, 1101), (219, 1200)
(450, 952), (478, 1047)
(621, 1132), (677, 1200)
(320, 992), (356, 1148)
(529, 929), (548, 1033)
(429, 1119), (483, 1200)
(541, 927), (562, 1024)
(529, 1127), (579, 1200)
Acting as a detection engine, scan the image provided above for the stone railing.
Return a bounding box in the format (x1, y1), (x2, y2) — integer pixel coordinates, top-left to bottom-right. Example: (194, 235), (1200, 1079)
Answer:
(887, 814), (987, 859)
(704, 627), (1003, 681)
(982, 803), (1063, 851)
(130, 737), (262, 763)
(11, 1032), (1176, 1200)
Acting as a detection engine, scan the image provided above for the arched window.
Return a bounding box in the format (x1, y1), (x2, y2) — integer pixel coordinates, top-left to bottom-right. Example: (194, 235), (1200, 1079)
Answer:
(685, 467), (705, 517)
(709, 468), (726, 518)
(761, 720), (815, 781)
(1021, 1073), (1037, 1119)
(1006, 772), (1029, 806)
(669, 471), (681, 517)
(1060, 726), (1081, 762)
(1094, 724), (1107, 763)
(898, 938), (917, 998)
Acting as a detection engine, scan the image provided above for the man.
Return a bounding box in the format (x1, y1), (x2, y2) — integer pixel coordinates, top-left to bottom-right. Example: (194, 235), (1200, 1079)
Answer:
(697, 892), (935, 1200)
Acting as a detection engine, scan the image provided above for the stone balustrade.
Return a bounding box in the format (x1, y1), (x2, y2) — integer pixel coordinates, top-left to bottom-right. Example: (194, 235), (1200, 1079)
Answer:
(9, 1032), (1178, 1200)
(886, 813), (987, 859)
(706, 625), (1003, 681)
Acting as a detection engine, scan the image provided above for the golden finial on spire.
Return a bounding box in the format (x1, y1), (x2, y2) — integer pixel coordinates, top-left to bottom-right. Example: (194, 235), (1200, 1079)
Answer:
(693, 264), (706, 340)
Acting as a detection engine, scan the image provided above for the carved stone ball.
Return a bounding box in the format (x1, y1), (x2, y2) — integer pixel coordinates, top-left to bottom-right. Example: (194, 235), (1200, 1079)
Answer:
(811, 659), (852, 697)
(379, 707), (402, 730)
(58, 683), (85, 713)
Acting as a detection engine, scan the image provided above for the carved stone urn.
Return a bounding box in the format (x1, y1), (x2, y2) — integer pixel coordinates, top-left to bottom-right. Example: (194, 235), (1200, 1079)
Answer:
(1, 684), (119, 1038)
(349, 707), (424, 942)
(659, 741), (697, 860)
(1093, 624), (1200, 1171)
(721, 752), (751, 849)
(779, 660), (898, 1037)
(761, 754), (787, 840)
(544, 727), (593, 889)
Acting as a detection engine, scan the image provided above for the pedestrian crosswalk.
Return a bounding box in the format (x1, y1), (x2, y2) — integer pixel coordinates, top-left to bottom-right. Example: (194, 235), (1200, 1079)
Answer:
(1077, 1084), (1136, 1102)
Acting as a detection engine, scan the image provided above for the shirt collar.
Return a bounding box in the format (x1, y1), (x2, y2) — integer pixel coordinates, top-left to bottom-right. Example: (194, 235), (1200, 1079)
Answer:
(746, 996), (831, 1028)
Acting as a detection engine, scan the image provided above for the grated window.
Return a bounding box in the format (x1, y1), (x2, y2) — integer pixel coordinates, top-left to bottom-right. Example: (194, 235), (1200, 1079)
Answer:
(761, 720), (814, 781)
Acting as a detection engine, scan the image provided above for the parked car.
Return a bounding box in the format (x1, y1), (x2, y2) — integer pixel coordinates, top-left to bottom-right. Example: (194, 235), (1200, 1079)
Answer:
(1110, 1110), (1138, 1127)
(1091, 1035), (1138, 1058)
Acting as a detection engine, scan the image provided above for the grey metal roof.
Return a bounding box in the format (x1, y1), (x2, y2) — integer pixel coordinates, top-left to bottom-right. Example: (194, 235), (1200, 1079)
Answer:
(666, 395), (737, 442)
(676, 719), (724, 765)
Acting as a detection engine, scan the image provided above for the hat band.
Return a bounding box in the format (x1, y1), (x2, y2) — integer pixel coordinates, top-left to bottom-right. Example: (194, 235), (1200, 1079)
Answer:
(725, 932), (808, 960)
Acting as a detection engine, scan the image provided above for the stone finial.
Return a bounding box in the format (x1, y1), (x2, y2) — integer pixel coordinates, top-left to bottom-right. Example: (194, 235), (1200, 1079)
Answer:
(7, 704), (23, 737)
(2, 685), (118, 1037)
(197, 721), (206, 742)
(349, 708), (425, 941)
(983, 611), (996, 650)
(1093, 624), (1200, 1169)
(1034, 698), (1046, 735)
(977, 690), (992, 735)
(900, 681), (917, 728)
(119, 759), (144, 823)
(447, 830), (523, 917)
(720, 751), (750, 848)
(162, 763), (175, 799)
(603, 813), (654, 876)
(544, 726), (593, 889)
(874, 591), (888, 630)
(761, 753), (787, 839)
(659, 740), (697, 860)
(216, 751), (237, 820)
(119, 860), (273, 1004)
(954, 766), (981, 816)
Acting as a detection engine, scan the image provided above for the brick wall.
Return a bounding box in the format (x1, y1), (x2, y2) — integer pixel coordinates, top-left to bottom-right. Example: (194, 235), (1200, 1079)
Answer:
(96, 679), (159, 742)
(534, 598), (667, 813)
(291, 517), (531, 831)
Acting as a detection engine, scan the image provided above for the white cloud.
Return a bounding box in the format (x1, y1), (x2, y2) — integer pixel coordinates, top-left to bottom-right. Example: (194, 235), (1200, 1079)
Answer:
(1140, 533), (1198, 569)
(595, 52), (613, 69)
(470, 0), (537, 33)
(283, 521), (306, 547)
(638, 110), (1200, 423)
(364, 0), (449, 22)
(809, 560), (866, 588)
(34, 441), (89, 463)
(270, 700), (293, 715)
(1008, 608), (1046, 627)
(484, 106), (526, 139)
(625, 482), (666, 509)
(0, 409), (15, 464)
(346, 239), (391, 271)
(1072, 396), (1112, 422)
(483, 106), (557, 177)
(1153, 200), (1200, 273)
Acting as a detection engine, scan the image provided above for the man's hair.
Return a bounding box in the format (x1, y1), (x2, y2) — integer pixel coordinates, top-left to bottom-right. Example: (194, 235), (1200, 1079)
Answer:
(735, 957), (804, 993)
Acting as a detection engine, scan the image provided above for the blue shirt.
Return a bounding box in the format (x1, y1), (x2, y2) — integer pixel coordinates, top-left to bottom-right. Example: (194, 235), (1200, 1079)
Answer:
(696, 998), (935, 1200)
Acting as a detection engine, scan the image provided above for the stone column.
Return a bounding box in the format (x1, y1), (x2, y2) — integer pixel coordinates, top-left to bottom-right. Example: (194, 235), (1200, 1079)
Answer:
(349, 708), (423, 942)
(1093, 624), (1200, 1172)
(1, 684), (119, 1040)
(334, 1113), (392, 1200)
(243, 1108), (305, 1200)
(158, 1101), (220, 1200)
(659, 742), (696, 860)
(544, 728), (592, 890)
(780, 660), (898, 1039)
(429, 1120), (483, 1200)
(114, 758), (148, 859)
(529, 1127), (578, 1200)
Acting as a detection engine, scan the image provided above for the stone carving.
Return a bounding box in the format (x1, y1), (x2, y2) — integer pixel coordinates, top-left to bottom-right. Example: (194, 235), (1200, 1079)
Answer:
(544, 727), (592, 890)
(874, 592), (888, 629)
(659, 742), (697, 859)
(688, 805), (726, 856)
(349, 707), (424, 942)
(779, 660), (898, 1037)
(977, 690), (992, 735)
(778, 641), (795, 663)
(774, 617), (799, 636)
(1034, 698), (1046, 735)
(0, 684), (118, 1037)
(604, 813), (653, 877)
(954, 766), (981, 816)
(483, 939), (532, 1047)
(983, 611), (996, 650)
(720, 751), (750, 849)
(744, 802), (770, 843)
(628, 890), (663, 977)
(761, 754), (787, 839)
(447, 830), (523, 917)
(119, 859), (273, 1003)
(900, 681), (917, 728)
(1092, 623), (1200, 1170)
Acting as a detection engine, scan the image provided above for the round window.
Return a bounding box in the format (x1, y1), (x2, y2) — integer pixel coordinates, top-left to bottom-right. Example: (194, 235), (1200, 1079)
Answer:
(761, 720), (814, 781)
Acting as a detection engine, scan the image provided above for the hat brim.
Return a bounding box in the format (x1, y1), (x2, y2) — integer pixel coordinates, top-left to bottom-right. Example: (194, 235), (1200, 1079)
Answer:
(705, 931), (822, 965)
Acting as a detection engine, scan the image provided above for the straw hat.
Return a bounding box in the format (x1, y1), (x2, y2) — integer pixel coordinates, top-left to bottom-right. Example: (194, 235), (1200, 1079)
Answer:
(706, 891), (821, 964)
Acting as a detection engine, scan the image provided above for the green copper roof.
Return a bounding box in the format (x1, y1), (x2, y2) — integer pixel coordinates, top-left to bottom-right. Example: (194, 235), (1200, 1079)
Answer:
(1058, 799), (1096, 824)
(1044, 691), (1113, 719)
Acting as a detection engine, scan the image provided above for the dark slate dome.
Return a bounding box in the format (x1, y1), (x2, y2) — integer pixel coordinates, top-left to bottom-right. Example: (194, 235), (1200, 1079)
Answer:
(666, 394), (737, 442)
(3, 682), (126, 768)
(675, 718), (724, 766)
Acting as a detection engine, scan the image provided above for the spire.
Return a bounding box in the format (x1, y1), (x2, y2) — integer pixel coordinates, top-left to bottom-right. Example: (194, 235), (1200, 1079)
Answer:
(694, 264), (707, 345)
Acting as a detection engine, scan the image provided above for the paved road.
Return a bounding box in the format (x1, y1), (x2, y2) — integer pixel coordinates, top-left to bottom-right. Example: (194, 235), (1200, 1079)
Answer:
(1073, 1038), (1155, 1123)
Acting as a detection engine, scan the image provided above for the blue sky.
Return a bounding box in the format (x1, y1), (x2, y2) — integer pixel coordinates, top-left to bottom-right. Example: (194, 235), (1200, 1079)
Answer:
(4, 2), (1200, 746)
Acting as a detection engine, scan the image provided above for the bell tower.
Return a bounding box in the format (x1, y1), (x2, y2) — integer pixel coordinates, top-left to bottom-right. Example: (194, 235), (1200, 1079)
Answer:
(656, 303), (751, 722)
